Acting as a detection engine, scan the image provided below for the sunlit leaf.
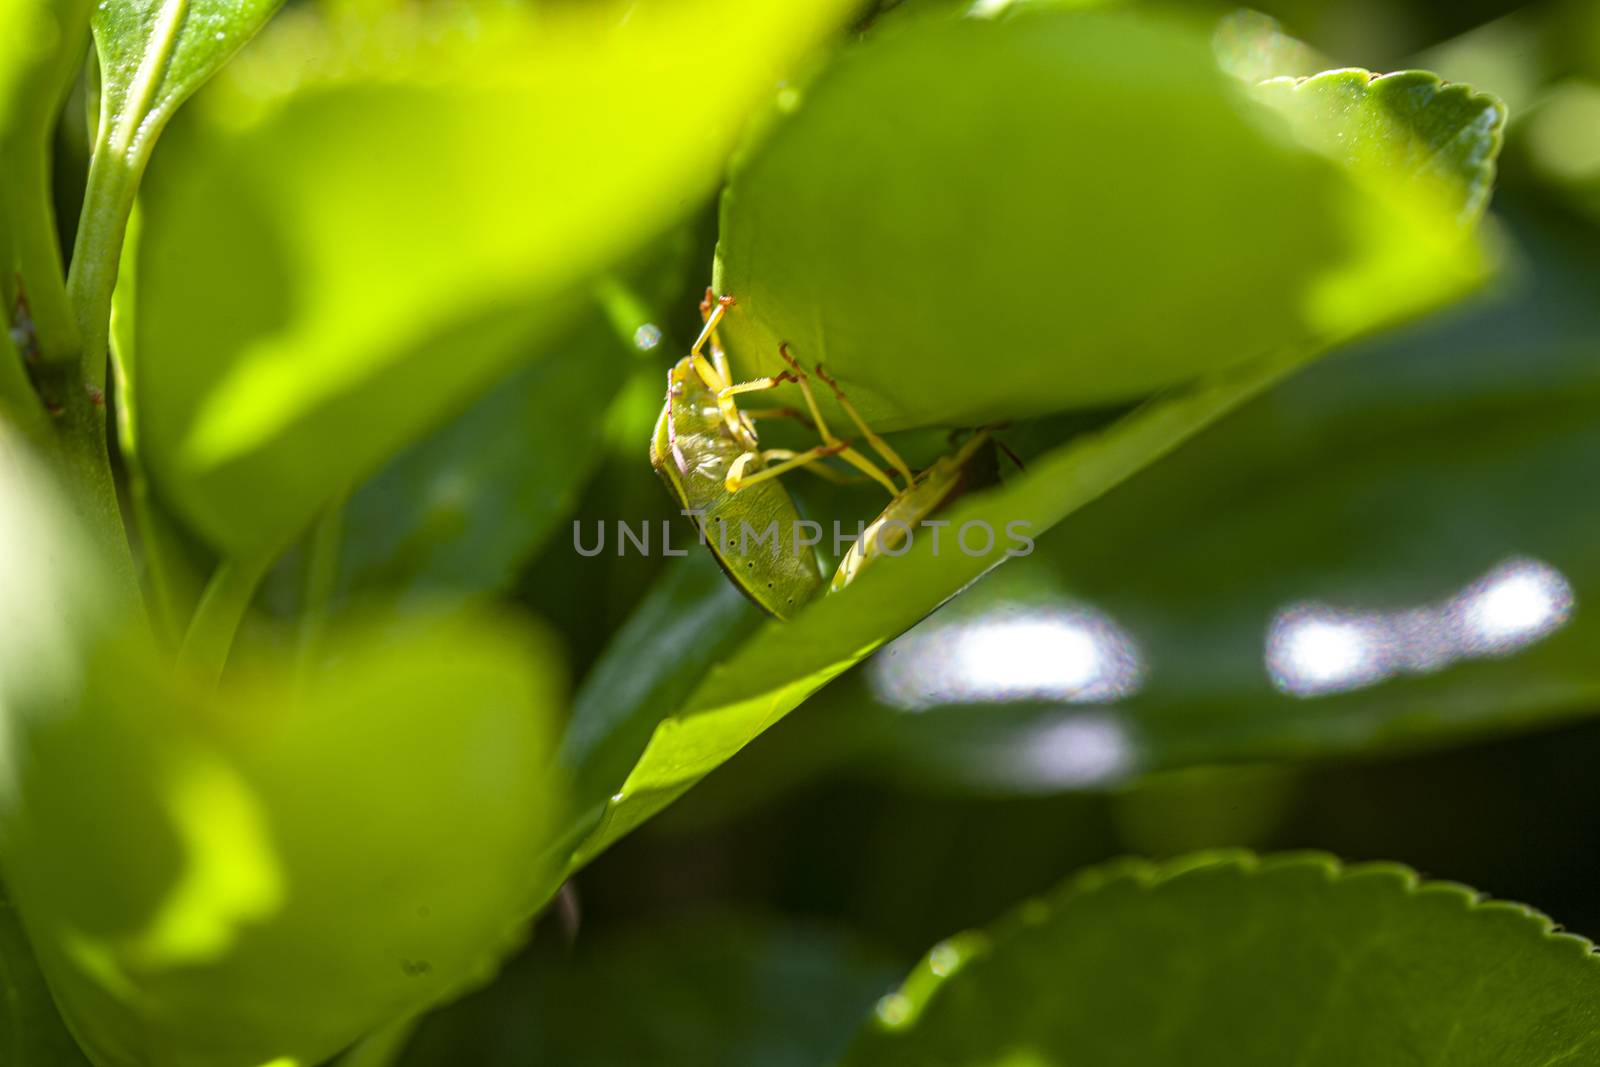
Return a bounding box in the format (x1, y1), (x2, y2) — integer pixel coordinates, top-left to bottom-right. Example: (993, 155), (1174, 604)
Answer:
(713, 8), (1489, 432)
(91, 0), (281, 162)
(1255, 68), (1506, 227)
(134, 0), (852, 560)
(0, 446), (568, 1067)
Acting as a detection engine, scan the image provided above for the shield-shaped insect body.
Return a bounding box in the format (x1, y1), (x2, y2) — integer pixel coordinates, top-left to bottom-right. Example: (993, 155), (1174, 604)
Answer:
(650, 356), (825, 620)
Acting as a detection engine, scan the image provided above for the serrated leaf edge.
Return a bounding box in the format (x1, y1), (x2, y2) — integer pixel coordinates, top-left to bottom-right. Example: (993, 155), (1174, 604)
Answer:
(866, 849), (1600, 1038)
(1256, 67), (1507, 226)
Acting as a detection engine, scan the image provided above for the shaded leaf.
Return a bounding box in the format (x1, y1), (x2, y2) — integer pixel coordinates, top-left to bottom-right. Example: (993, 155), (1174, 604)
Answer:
(843, 852), (1600, 1066)
(331, 308), (629, 611)
(0, 885), (92, 1067)
(399, 917), (901, 1067)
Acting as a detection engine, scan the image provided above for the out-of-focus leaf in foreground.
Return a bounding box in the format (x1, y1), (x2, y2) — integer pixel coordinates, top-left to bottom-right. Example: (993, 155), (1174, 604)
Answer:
(844, 852), (1600, 1066)
(133, 0), (852, 561)
(557, 8), (1504, 875)
(0, 430), (570, 1067)
(400, 917), (900, 1067)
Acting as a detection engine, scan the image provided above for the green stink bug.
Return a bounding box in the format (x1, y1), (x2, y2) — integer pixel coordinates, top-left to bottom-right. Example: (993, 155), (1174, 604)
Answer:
(649, 295), (837, 620)
(651, 294), (1004, 617)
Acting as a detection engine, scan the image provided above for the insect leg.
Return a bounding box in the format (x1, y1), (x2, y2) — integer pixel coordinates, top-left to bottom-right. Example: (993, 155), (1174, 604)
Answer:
(725, 443), (848, 493)
(687, 295), (752, 445)
(814, 363), (915, 485)
(777, 344), (900, 496)
(751, 447), (865, 485)
(700, 288), (735, 384)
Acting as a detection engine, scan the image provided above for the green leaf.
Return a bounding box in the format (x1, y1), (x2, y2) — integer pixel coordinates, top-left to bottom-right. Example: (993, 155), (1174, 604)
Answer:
(1255, 68), (1506, 227)
(2, 613), (567, 1067)
(0, 442), (569, 1067)
(793, 194), (1600, 793)
(133, 0), (852, 560)
(330, 306), (629, 611)
(91, 0), (282, 160)
(1, 885), (92, 1067)
(713, 8), (1491, 433)
(398, 916), (901, 1067)
(843, 852), (1600, 1065)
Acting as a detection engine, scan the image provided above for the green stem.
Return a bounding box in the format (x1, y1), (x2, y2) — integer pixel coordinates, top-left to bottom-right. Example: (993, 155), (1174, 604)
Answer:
(66, 132), (138, 397)
(178, 552), (271, 689)
(52, 388), (142, 610)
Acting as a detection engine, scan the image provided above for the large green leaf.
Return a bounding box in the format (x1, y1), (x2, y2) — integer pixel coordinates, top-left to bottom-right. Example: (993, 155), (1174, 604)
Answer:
(713, 7), (1493, 432)
(1, 615), (567, 1067)
(773, 194), (1600, 793)
(133, 0), (852, 560)
(842, 852), (1600, 1065)
(0, 436), (571, 1066)
(399, 916), (901, 1067)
